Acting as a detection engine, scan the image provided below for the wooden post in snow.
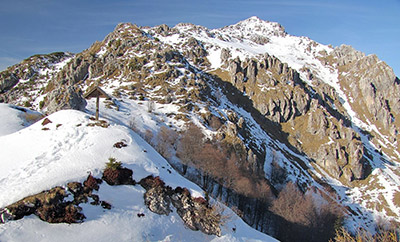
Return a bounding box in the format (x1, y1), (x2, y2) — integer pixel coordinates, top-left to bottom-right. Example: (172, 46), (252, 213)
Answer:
(84, 85), (111, 120)
(96, 94), (100, 120)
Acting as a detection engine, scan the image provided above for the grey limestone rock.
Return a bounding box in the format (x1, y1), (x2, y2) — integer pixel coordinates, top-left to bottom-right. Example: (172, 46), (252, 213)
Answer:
(45, 85), (87, 113)
(144, 186), (172, 216)
(0, 73), (19, 93)
(141, 176), (222, 236)
(332, 44), (365, 66)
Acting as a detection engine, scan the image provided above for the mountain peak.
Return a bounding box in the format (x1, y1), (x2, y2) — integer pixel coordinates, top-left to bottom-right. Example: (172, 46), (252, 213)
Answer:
(242, 16), (264, 23)
(218, 16), (286, 40)
(243, 16), (263, 22)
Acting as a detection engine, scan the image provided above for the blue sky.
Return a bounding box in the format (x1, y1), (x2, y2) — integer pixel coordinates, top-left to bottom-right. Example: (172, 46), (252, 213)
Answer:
(1, 0), (399, 76)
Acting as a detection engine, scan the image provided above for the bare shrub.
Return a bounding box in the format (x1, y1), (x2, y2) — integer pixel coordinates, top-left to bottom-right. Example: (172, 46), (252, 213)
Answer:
(63, 204), (85, 223)
(196, 143), (225, 177)
(156, 126), (178, 159)
(331, 222), (399, 242)
(272, 182), (343, 242)
(224, 153), (241, 188)
(255, 180), (274, 203)
(234, 176), (254, 197)
(102, 165), (134, 186)
(129, 117), (139, 133)
(83, 174), (102, 191)
(176, 123), (204, 174)
(208, 202), (231, 228)
(144, 129), (154, 144)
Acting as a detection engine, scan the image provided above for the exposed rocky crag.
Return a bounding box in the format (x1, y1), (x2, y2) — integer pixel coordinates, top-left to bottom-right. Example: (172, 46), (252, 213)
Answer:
(0, 52), (88, 112)
(0, 174), (103, 224)
(330, 45), (400, 155)
(0, 52), (73, 93)
(140, 175), (222, 236)
(45, 85), (87, 113)
(219, 53), (371, 181)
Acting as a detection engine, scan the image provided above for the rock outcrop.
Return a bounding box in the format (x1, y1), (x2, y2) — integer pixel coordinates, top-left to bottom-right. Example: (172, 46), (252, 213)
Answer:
(0, 52), (74, 107)
(0, 72), (19, 93)
(102, 166), (135, 185)
(140, 175), (222, 236)
(1, 187), (84, 224)
(224, 54), (307, 123)
(0, 174), (104, 224)
(1, 168), (223, 237)
(326, 44), (400, 160)
(45, 85), (87, 113)
(220, 53), (371, 181)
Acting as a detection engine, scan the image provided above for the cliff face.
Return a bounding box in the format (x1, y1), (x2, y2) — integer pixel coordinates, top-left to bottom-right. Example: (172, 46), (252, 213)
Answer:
(0, 17), (399, 237)
(331, 45), (400, 159)
(219, 53), (371, 182)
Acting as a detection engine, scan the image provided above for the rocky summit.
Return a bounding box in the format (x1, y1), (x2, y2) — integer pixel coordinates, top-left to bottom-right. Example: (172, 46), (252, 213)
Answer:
(1, 16), (399, 241)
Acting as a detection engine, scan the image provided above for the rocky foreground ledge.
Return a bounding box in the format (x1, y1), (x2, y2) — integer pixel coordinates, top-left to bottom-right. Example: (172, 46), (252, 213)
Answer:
(0, 164), (222, 237)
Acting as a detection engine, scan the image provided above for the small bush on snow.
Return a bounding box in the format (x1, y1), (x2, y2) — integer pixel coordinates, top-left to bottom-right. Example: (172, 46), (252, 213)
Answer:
(105, 157), (122, 170)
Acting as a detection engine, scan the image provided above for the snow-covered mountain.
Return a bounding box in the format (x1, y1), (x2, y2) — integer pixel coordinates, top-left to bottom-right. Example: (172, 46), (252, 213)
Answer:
(1, 16), (399, 241)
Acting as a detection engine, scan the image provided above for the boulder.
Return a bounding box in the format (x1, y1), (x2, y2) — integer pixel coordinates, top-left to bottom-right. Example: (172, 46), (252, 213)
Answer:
(171, 188), (222, 236)
(83, 174), (103, 191)
(139, 176), (222, 236)
(102, 167), (135, 185)
(144, 186), (172, 215)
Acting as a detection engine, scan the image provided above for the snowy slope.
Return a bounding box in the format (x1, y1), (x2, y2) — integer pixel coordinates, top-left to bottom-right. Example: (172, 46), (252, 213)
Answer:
(0, 109), (276, 242)
(0, 103), (43, 136)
